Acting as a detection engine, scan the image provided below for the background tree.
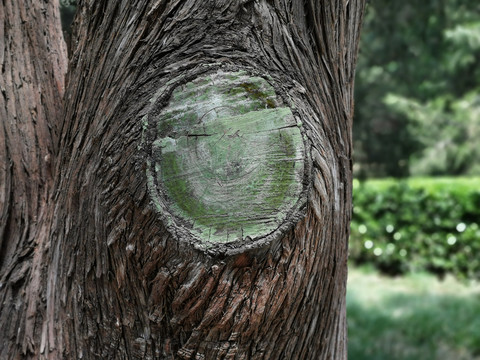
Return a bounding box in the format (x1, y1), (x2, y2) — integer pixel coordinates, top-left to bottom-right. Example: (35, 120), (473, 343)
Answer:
(1, 0), (365, 359)
(354, 0), (480, 178)
(0, 0), (68, 356)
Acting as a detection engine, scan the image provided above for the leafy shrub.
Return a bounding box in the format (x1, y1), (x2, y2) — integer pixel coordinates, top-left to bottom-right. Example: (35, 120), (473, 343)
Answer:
(350, 177), (480, 279)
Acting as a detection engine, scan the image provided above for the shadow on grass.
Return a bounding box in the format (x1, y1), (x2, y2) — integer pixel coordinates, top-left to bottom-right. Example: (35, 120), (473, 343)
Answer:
(347, 275), (480, 360)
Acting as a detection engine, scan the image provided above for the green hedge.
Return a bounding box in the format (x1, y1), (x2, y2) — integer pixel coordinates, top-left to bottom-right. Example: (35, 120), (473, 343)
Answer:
(350, 177), (480, 279)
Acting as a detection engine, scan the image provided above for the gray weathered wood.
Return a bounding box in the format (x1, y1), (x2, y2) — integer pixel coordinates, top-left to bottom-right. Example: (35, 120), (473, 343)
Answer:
(145, 70), (307, 252)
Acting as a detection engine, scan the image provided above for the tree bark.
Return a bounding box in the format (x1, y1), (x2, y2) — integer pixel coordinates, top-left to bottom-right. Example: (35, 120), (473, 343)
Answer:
(0, 0), (67, 358)
(1, 0), (365, 359)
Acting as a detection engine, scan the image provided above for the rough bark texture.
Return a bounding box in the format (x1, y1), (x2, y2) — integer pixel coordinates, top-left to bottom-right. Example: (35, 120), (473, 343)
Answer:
(0, 0), (67, 358)
(1, 0), (365, 359)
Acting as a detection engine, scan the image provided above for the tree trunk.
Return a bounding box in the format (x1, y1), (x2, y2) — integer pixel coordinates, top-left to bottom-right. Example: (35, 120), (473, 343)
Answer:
(0, 0), (365, 359)
(0, 0), (67, 358)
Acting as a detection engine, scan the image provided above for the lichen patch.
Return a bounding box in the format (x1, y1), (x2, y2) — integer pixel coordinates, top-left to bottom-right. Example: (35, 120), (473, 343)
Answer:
(146, 70), (305, 247)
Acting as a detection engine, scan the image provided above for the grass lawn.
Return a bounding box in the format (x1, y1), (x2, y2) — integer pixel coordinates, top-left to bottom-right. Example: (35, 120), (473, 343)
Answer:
(347, 266), (480, 359)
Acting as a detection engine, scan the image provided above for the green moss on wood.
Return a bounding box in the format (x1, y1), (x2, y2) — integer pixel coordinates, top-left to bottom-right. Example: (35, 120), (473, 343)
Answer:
(147, 71), (305, 245)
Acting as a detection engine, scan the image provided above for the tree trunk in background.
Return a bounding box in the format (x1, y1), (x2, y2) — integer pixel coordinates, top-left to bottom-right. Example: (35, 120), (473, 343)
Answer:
(0, 0), (365, 359)
(0, 0), (67, 358)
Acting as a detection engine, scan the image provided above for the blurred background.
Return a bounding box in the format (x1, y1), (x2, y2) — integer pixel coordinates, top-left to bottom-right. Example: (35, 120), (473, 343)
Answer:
(60, 1), (480, 358)
(350, 1), (480, 359)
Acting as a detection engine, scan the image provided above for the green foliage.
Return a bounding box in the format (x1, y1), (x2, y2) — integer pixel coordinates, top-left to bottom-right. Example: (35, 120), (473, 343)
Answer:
(59, 1), (76, 36)
(350, 177), (480, 279)
(354, 1), (480, 177)
(385, 91), (480, 176)
(348, 266), (480, 359)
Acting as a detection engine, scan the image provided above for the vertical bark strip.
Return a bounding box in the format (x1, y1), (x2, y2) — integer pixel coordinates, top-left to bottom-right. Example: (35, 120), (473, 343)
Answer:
(0, 0), (67, 358)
